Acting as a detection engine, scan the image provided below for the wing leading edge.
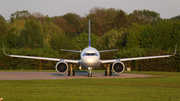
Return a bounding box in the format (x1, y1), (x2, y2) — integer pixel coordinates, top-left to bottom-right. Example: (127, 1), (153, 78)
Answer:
(99, 49), (118, 53)
(101, 44), (177, 64)
(61, 49), (81, 53)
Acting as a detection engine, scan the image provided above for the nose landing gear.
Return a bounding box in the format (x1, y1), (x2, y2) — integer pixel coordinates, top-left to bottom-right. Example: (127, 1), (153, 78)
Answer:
(88, 67), (92, 77)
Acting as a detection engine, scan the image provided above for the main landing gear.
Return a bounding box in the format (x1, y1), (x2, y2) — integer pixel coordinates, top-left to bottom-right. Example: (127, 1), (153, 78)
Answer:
(88, 67), (93, 77)
(104, 64), (112, 76)
(68, 64), (76, 76)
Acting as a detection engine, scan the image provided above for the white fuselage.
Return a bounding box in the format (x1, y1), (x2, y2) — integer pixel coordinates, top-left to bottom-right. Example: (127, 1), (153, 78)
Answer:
(80, 47), (100, 69)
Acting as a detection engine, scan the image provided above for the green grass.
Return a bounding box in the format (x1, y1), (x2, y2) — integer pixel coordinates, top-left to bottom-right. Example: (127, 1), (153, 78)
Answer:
(0, 71), (180, 101)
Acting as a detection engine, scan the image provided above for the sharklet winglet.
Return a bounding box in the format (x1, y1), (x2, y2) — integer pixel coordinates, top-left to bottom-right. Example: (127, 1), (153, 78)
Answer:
(2, 43), (10, 56)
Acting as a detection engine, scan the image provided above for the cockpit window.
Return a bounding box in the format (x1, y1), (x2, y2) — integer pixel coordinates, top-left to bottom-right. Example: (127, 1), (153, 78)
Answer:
(86, 53), (91, 56)
(91, 53), (98, 56)
(83, 53), (98, 56)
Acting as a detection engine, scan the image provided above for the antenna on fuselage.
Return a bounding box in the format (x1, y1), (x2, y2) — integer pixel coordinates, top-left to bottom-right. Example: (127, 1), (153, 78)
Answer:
(88, 19), (91, 47)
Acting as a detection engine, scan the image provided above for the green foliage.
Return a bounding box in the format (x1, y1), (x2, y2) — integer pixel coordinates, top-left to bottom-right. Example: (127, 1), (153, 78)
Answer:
(85, 7), (119, 37)
(41, 21), (64, 46)
(170, 15), (180, 20)
(50, 33), (80, 59)
(1, 9), (180, 71)
(18, 19), (44, 49)
(63, 13), (81, 35)
(140, 20), (180, 50)
(0, 14), (6, 21)
(11, 19), (25, 32)
(74, 33), (99, 49)
(126, 23), (146, 48)
(0, 19), (8, 43)
(115, 10), (129, 28)
(50, 33), (71, 51)
(132, 9), (162, 22)
(10, 10), (31, 23)
(97, 29), (124, 50)
(5, 27), (18, 48)
(115, 48), (146, 58)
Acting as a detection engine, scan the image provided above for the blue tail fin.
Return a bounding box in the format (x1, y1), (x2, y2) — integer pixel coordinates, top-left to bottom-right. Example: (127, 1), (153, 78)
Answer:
(88, 19), (91, 47)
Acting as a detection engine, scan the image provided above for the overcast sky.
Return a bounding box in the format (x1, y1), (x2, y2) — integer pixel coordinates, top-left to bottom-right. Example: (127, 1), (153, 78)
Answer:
(0, 0), (180, 20)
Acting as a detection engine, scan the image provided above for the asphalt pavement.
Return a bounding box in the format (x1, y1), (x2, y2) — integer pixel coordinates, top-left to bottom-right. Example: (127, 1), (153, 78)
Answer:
(0, 71), (151, 80)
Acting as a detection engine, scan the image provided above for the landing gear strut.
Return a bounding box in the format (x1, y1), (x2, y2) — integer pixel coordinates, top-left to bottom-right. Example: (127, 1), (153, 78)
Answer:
(104, 64), (112, 76)
(88, 67), (92, 77)
(68, 64), (76, 76)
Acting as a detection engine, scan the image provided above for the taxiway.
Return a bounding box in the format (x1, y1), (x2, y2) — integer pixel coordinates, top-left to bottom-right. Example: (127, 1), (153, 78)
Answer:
(0, 72), (152, 80)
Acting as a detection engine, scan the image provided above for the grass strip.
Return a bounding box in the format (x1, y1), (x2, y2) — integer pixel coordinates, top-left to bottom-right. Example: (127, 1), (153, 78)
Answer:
(0, 71), (180, 101)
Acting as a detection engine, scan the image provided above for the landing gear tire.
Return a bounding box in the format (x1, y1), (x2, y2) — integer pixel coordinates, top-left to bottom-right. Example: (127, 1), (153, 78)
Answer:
(73, 70), (75, 76)
(68, 71), (70, 76)
(105, 70), (107, 76)
(110, 70), (112, 76)
(88, 73), (92, 77)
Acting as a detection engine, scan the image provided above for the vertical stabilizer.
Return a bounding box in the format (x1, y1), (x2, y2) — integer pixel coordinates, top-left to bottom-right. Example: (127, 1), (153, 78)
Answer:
(89, 19), (91, 47)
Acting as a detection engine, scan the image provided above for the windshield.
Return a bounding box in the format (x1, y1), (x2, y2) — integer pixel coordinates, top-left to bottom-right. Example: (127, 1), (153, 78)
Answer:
(83, 53), (98, 56)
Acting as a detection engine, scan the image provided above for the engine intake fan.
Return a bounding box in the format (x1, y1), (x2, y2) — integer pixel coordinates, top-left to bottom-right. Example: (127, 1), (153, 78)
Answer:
(55, 61), (68, 74)
(112, 61), (125, 74)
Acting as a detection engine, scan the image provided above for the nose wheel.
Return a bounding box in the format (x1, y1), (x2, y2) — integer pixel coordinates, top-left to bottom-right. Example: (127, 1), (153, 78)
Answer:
(88, 73), (92, 77)
(88, 67), (92, 77)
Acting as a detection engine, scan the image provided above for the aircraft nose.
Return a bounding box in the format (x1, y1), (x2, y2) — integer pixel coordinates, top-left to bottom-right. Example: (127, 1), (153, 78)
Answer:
(82, 57), (99, 67)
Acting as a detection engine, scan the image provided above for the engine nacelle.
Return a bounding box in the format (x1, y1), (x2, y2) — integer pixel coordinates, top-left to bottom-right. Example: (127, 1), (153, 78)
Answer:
(55, 61), (68, 74)
(112, 61), (125, 74)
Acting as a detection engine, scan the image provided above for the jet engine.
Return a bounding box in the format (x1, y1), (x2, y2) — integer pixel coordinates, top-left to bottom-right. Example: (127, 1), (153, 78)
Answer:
(55, 61), (68, 74)
(112, 61), (125, 74)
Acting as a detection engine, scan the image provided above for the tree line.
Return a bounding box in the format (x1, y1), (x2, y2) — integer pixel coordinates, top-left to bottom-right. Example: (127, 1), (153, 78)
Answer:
(0, 7), (180, 71)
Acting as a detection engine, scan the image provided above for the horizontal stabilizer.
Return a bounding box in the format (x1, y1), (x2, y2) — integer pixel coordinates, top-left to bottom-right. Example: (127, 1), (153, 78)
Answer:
(99, 49), (118, 53)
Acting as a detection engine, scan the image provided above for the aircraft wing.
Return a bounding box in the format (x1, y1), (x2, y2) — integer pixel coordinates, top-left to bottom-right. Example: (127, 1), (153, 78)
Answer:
(101, 44), (177, 64)
(4, 54), (79, 63)
(101, 53), (175, 64)
(3, 44), (79, 64)
(99, 49), (118, 53)
(61, 49), (81, 53)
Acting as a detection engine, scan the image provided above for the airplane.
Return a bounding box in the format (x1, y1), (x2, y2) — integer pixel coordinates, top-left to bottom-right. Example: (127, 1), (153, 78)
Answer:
(3, 19), (177, 77)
